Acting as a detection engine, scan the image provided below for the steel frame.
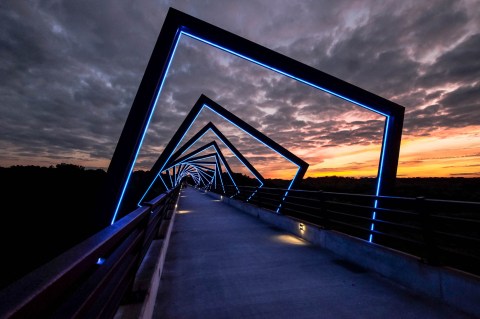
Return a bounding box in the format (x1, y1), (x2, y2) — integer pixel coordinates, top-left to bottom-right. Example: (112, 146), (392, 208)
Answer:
(102, 8), (404, 244)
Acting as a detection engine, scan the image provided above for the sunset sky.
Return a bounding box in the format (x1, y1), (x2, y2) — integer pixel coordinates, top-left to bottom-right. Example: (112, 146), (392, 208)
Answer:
(1, 0), (479, 179)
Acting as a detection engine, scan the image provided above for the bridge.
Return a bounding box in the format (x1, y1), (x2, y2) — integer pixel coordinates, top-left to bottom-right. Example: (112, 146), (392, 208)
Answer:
(1, 7), (479, 318)
(1, 184), (479, 318)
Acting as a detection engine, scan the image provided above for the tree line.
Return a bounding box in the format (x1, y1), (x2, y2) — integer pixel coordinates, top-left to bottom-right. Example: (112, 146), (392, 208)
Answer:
(1, 164), (478, 289)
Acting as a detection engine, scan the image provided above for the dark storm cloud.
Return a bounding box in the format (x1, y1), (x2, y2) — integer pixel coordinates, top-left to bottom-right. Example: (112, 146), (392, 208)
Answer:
(0, 0), (167, 166)
(418, 33), (480, 88)
(0, 0), (479, 170)
(278, 0), (480, 135)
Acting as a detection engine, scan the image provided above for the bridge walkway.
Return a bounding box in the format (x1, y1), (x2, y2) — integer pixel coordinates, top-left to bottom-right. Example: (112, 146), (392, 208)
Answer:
(153, 187), (473, 319)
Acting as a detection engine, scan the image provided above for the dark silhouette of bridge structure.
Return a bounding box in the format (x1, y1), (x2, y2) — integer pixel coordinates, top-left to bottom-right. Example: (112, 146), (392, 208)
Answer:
(1, 8), (479, 319)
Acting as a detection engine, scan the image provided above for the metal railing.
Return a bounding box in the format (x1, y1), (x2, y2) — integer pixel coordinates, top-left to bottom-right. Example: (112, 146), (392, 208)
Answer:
(0, 185), (181, 319)
(214, 185), (480, 276)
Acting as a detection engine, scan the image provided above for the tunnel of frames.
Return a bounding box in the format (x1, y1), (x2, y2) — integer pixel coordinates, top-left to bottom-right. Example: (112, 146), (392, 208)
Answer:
(137, 94), (308, 216)
(100, 8), (404, 245)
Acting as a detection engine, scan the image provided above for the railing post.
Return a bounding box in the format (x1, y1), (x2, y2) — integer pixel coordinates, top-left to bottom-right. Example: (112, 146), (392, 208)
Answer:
(417, 196), (440, 265)
(319, 191), (330, 229)
(258, 188), (263, 209)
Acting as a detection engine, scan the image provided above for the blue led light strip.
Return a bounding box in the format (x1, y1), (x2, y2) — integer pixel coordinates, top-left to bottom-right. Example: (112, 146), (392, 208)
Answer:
(176, 126), (263, 186)
(137, 103), (207, 205)
(204, 104), (298, 210)
(215, 156), (226, 193)
(162, 152), (220, 188)
(114, 18), (400, 245)
(176, 153), (226, 192)
(167, 142), (240, 194)
(182, 32), (388, 118)
(110, 30), (183, 224)
(182, 31), (390, 234)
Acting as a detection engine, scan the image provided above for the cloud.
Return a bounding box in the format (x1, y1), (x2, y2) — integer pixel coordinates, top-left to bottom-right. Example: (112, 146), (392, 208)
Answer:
(449, 172), (480, 176)
(418, 33), (480, 88)
(0, 0), (478, 179)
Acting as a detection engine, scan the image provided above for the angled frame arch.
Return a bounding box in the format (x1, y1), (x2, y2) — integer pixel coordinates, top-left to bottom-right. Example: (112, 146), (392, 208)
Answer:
(168, 121), (265, 185)
(139, 95), (308, 213)
(102, 8), (404, 244)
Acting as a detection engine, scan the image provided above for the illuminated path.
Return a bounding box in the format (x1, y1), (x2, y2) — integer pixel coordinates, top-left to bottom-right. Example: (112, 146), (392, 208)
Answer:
(153, 187), (472, 319)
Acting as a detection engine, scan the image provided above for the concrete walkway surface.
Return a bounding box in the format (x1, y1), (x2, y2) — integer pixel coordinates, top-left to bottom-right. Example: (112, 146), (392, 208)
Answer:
(153, 187), (475, 319)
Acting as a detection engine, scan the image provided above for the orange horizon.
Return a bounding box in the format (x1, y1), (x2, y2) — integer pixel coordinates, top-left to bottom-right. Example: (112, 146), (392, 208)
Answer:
(1, 125), (478, 179)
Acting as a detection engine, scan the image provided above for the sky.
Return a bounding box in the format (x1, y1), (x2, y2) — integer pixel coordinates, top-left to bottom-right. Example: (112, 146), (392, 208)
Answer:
(0, 0), (479, 179)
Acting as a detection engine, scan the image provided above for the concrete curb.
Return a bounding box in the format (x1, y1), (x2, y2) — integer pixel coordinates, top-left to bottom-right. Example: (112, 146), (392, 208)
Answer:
(115, 190), (182, 319)
(207, 191), (480, 318)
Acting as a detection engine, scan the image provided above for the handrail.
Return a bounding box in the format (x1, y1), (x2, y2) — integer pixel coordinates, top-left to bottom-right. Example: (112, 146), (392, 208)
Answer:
(215, 185), (480, 276)
(0, 185), (181, 319)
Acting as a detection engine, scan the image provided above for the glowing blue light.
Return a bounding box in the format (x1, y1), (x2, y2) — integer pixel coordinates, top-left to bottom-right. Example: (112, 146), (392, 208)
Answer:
(218, 170), (226, 193)
(196, 166), (214, 179)
(181, 30), (390, 221)
(246, 188), (259, 202)
(121, 29), (390, 240)
(186, 167), (200, 184)
(182, 32), (388, 117)
(137, 104), (207, 205)
(369, 117), (391, 242)
(173, 166), (177, 186)
(172, 140), (240, 193)
(177, 126), (262, 186)
(215, 156), (226, 193)
(167, 169), (174, 187)
(159, 103), (206, 169)
(212, 148), (240, 192)
(209, 129), (264, 184)
(369, 206), (378, 242)
(179, 153), (217, 166)
(197, 104), (310, 206)
(276, 169), (301, 212)
(175, 164), (188, 185)
(159, 173), (169, 190)
(183, 160), (217, 186)
(276, 203), (283, 214)
(204, 105), (299, 166)
(110, 30), (182, 224)
(96, 257), (106, 265)
(180, 146), (214, 162)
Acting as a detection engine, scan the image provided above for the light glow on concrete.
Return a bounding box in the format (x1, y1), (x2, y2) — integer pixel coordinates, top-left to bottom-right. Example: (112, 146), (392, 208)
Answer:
(274, 234), (307, 246)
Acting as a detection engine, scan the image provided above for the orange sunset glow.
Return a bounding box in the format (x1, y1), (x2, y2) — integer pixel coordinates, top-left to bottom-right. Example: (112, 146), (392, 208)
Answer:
(1, 1), (478, 184)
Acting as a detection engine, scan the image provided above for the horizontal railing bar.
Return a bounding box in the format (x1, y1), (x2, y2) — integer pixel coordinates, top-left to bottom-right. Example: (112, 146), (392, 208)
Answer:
(0, 185), (181, 319)
(213, 184), (479, 276)
(434, 230), (480, 243)
(431, 215), (480, 224)
(0, 205), (151, 318)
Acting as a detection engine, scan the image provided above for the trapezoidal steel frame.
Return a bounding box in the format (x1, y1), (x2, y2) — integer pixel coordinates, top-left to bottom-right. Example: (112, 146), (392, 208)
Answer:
(140, 95), (308, 212)
(163, 141), (237, 192)
(102, 8), (404, 243)
(167, 121), (265, 185)
(140, 121), (266, 203)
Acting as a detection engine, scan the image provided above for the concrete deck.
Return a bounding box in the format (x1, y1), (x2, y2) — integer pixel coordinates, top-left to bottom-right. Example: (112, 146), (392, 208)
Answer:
(153, 187), (474, 319)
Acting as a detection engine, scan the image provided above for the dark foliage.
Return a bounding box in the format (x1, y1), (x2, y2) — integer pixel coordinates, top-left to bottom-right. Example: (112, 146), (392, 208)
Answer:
(281, 176), (480, 202)
(391, 177), (480, 202)
(299, 176), (377, 194)
(236, 175), (480, 201)
(1, 165), (478, 290)
(0, 164), (106, 289)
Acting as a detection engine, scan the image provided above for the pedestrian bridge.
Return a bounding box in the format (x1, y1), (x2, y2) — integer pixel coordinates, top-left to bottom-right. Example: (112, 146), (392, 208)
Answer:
(1, 186), (479, 319)
(135, 187), (476, 319)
